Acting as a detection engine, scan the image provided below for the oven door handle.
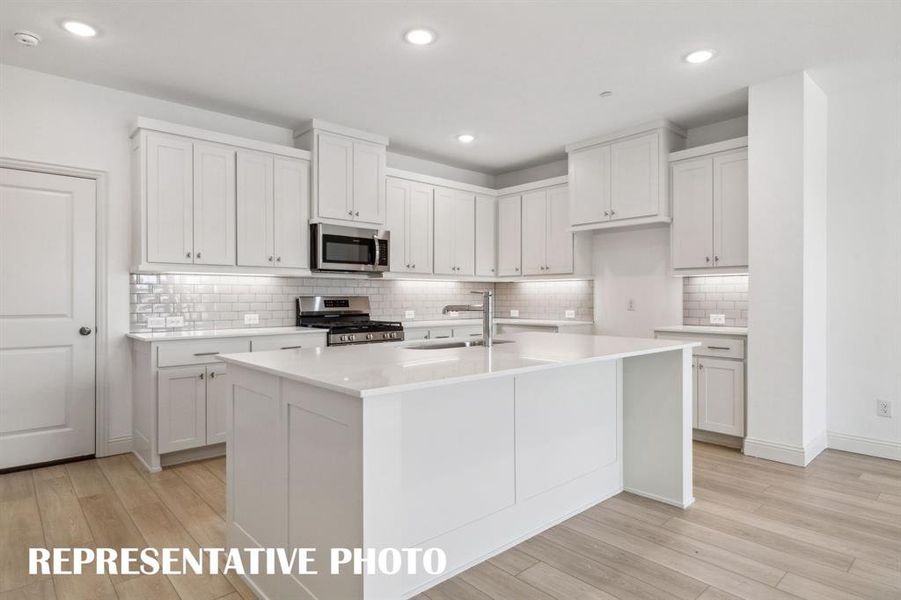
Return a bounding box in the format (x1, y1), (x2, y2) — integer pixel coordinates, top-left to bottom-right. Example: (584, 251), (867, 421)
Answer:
(373, 234), (380, 267)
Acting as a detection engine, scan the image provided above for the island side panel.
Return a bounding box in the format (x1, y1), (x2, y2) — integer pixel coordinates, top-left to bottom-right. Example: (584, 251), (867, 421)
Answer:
(622, 347), (694, 508)
(364, 363), (622, 600)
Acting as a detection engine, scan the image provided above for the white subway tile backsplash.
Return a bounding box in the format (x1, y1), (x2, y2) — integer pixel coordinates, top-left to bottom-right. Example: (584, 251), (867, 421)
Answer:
(682, 275), (749, 327)
(130, 274), (594, 333)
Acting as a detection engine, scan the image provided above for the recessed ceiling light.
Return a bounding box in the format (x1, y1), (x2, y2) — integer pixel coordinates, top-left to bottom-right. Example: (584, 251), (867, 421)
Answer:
(62, 21), (97, 37)
(404, 28), (435, 45)
(599, 90), (613, 98)
(457, 133), (475, 144)
(684, 49), (715, 64)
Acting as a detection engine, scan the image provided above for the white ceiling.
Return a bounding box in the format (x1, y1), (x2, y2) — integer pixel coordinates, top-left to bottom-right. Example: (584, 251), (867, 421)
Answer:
(1, 1), (897, 173)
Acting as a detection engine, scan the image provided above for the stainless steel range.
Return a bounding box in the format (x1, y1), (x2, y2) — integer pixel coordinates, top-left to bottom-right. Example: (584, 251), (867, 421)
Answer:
(296, 296), (404, 346)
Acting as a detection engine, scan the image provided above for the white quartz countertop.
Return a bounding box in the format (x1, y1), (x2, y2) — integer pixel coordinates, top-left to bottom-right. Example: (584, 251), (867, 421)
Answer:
(403, 318), (594, 328)
(125, 326), (325, 342)
(217, 332), (697, 398)
(655, 325), (748, 336)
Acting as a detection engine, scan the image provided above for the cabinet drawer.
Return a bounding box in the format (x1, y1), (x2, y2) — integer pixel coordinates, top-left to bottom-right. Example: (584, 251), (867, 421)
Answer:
(429, 327), (454, 339)
(452, 325), (483, 337)
(404, 328), (430, 341)
(656, 333), (744, 359)
(251, 333), (327, 352)
(157, 338), (251, 367)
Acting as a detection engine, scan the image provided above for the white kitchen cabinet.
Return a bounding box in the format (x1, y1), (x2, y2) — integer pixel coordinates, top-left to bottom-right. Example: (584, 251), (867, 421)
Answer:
(133, 120), (311, 274)
(237, 150), (310, 268)
(205, 364), (229, 445)
(521, 186), (573, 275)
(497, 194), (522, 276)
(697, 357), (744, 436)
(610, 132), (659, 220)
(387, 177), (433, 273)
(193, 142), (236, 266)
(158, 365), (207, 454)
(475, 194), (497, 276)
(434, 187), (475, 276)
(566, 124), (684, 230)
(670, 143), (748, 271)
(146, 133), (194, 264)
(295, 122), (388, 226)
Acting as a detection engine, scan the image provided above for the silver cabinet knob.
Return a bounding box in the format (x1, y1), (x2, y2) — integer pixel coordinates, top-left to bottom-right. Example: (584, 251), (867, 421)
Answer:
(355, 211), (360, 216)
(604, 210), (609, 217)
(199, 372), (205, 380)
(276, 256), (281, 262)
(714, 256), (719, 262)
(347, 210), (353, 216)
(209, 371), (216, 379)
(196, 252), (201, 259)
(79, 326), (92, 336)
(515, 267), (520, 271)
(705, 256), (710, 263)
(268, 256), (274, 262)
(491, 268), (495, 272)
(411, 264), (415, 268)
(186, 252), (192, 258)
(610, 209), (616, 216)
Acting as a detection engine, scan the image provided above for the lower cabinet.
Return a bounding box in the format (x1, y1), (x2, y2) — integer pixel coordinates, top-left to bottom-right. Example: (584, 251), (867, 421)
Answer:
(158, 363), (229, 453)
(695, 357), (744, 436)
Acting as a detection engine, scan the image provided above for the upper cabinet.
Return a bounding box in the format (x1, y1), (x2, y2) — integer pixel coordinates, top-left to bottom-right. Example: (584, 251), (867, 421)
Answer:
(132, 118), (312, 274)
(496, 194), (522, 276)
(521, 185), (573, 275)
(294, 121), (388, 227)
(475, 195), (497, 276)
(566, 122), (685, 230)
(386, 177), (433, 274)
(670, 138), (748, 272)
(434, 187), (475, 276)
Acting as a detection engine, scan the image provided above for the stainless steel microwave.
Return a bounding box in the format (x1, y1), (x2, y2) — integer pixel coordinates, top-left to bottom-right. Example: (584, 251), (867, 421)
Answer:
(310, 223), (390, 273)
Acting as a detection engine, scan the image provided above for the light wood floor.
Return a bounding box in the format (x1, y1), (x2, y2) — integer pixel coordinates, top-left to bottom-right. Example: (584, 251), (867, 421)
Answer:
(1, 444), (900, 600)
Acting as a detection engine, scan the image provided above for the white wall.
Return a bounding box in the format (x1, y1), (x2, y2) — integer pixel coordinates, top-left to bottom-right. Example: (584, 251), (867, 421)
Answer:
(495, 159), (568, 189)
(745, 72), (828, 465)
(684, 115), (748, 148)
(387, 151), (494, 188)
(823, 74), (901, 460)
(591, 226), (681, 338)
(0, 65), (297, 450)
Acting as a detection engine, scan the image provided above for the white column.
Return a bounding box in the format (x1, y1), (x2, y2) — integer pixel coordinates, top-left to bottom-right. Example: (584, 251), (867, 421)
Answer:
(745, 72), (828, 466)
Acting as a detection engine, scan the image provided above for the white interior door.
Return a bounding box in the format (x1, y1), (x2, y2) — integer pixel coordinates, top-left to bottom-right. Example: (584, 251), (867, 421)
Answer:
(0, 168), (96, 469)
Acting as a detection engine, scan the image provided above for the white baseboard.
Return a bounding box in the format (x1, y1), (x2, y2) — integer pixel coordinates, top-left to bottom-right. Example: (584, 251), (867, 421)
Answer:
(100, 435), (133, 458)
(804, 430), (828, 464)
(742, 437), (807, 466)
(625, 487), (695, 509)
(827, 431), (901, 461)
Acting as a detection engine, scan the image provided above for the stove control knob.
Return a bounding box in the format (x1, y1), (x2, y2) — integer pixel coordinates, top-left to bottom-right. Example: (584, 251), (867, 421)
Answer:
(348, 335), (356, 342)
(340, 335), (347, 342)
(366, 333), (374, 340)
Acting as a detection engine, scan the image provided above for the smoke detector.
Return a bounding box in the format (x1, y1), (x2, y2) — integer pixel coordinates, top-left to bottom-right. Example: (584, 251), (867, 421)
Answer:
(14, 31), (41, 47)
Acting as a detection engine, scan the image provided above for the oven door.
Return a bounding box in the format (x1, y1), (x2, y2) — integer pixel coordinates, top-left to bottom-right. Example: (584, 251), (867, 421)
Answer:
(312, 224), (389, 272)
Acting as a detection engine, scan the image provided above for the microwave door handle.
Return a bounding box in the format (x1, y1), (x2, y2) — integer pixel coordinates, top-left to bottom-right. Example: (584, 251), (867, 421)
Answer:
(373, 234), (380, 267)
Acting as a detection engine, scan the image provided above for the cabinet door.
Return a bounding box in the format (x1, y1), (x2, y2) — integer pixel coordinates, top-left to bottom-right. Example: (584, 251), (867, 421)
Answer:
(475, 194), (497, 276)
(544, 185), (573, 274)
(453, 192), (476, 276)
(236, 150), (274, 267)
(193, 143), (236, 266)
(713, 149), (748, 268)
(158, 366), (207, 453)
(671, 157), (714, 269)
(317, 133), (353, 220)
(386, 177), (410, 271)
(611, 132), (659, 220)
(352, 140), (386, 224)
(521, 189), (548, 275)
(205, 364), (229, 445)
(146, 134), (193, 263)
(408, 182), (433, 273)
(568, 144), (611, 225)
(497, 195), (521, 276)
(433, 187), (456, 275)
(273, 156), (309, 268)
(697, 357), (744, 436)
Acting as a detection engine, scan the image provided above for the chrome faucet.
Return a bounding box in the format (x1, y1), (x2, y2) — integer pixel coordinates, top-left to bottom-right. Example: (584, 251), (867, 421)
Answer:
(442, 290), (495, 347)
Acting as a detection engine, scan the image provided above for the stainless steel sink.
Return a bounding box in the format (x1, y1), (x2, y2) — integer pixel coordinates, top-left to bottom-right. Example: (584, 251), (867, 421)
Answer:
(405, 339), (514, 350)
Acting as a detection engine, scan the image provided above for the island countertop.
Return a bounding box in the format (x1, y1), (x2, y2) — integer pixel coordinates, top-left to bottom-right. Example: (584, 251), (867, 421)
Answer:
(217, 331), (697, 398)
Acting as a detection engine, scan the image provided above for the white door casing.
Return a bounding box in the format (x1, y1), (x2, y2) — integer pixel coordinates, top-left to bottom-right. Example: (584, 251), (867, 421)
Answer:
(0, 168), (97, 468)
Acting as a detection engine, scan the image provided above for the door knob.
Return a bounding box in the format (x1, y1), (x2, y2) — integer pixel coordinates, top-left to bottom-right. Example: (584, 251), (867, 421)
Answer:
(79, 326), (93, 336)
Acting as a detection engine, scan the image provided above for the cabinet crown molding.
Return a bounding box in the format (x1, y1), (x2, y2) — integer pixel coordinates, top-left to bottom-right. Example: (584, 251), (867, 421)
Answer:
(131, 117), (311, 160)
(293, 118), (389, 146)
(565, 119), (686, 153)
(669, 136), (748, 162)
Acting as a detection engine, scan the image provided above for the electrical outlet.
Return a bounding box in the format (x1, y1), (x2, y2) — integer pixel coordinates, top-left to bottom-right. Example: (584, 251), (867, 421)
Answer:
(710, 313), (726, 325)
(877, 399), (892, 418)
(146, 316), (166, 329)
(627, 299), (636, 311)
(405, 310), (415, 319)
(565, 310), (576, 319)
(510, 309), (519, 318)
(166, 316), (185, 328)
(244, 313), (259, 325)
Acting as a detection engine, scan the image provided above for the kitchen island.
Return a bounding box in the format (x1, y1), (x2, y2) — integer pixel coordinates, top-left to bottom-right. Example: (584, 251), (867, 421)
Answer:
(218, 332), (697, 600)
